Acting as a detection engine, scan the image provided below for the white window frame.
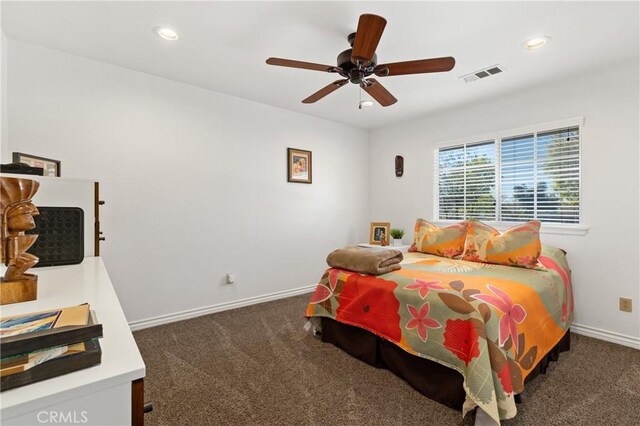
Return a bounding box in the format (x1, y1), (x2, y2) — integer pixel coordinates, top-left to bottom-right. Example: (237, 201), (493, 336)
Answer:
(433, 117), (588, 236)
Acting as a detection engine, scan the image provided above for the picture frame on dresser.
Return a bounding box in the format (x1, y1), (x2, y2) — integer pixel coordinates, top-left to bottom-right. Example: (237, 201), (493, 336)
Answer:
(12, 153), (61, 177)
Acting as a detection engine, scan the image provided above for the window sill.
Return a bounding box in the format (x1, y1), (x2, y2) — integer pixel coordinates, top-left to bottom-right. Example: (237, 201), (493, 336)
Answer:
(434, 221), (589, 236)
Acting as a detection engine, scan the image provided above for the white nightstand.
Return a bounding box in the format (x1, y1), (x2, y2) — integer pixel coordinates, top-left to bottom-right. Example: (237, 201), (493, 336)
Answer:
(357, 243), (411, 253)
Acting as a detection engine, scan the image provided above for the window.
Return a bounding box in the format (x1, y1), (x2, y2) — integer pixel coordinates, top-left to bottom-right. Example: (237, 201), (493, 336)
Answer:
(435, 123), (580, 225)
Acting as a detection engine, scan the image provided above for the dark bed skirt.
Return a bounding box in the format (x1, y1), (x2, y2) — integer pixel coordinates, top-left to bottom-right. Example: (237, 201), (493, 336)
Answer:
(320, 317), (571, 411)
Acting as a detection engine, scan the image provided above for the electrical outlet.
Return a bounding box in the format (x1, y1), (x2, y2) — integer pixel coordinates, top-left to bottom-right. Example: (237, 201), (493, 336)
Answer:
(619, 298), (632, 313)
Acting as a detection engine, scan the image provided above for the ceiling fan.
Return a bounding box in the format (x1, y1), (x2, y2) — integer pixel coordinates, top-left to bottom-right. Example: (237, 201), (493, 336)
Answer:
(266, 14), (455, 107)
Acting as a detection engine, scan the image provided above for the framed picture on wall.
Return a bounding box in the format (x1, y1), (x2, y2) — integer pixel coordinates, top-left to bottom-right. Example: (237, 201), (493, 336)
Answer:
(287, 148), (312, 184)
(369, 222), (391, 245)
(12, 152), (61, 177)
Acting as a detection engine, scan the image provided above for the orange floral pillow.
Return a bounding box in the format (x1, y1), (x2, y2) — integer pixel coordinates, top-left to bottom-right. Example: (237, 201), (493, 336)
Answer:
(409, 219), (468, 258)
(463, 220), (542, 268)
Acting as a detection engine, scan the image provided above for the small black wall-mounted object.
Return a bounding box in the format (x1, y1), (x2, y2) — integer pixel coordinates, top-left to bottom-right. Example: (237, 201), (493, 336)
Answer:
(395, 155), (404, 177)
(26, 207), (84, 267)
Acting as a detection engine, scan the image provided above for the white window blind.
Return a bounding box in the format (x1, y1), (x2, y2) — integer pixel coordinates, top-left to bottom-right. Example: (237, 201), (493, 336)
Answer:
(438, 141), (496, 221)
(435, 125), (580, 225)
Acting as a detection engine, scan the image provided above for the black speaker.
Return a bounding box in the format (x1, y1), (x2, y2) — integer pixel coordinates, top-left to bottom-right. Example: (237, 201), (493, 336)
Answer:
(26, 207), (85, 267)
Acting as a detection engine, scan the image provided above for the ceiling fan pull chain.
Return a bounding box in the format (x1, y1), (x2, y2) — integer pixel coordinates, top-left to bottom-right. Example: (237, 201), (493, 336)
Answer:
(359, 86), (362, 110)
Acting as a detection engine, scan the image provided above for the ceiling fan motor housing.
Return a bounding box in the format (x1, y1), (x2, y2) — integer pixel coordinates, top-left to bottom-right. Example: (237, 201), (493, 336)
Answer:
(337, 48), (377, 84)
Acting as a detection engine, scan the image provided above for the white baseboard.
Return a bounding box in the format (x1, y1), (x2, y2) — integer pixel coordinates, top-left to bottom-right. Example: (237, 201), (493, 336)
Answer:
(129, 284), (316, 331)
(571, 322), (640, 350)
(129, 290), (640, 351)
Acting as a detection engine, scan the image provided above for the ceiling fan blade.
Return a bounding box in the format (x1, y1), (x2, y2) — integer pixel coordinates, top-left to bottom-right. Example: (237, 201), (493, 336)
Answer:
(374, 57), (455, 77)
(361, 79), (397, 107)
(266, 57), (341, 73)
(302, 79), (349, 104)
(351, 14), (387, 65)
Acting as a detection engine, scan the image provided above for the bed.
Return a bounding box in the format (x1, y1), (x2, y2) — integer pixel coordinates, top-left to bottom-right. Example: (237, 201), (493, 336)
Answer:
(305, 244), (573, 424)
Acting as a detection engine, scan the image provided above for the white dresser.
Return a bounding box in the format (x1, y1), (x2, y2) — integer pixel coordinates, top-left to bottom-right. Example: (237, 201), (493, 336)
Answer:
(0, 258), (146, 425)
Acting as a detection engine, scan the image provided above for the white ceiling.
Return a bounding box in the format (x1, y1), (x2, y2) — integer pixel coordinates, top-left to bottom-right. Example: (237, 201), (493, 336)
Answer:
(2, 1), (639, 130)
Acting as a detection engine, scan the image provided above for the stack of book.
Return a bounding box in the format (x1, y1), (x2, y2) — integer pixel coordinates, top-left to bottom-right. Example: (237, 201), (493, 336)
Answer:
(0, 304), (103, 391)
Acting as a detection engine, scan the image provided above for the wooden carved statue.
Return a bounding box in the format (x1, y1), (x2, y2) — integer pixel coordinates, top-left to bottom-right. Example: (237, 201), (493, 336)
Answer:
(0, 177), (40, 305)
(395, 155), (404, 177)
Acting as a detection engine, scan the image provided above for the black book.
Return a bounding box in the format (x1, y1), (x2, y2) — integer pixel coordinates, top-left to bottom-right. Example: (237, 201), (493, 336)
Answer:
(1, 305), (103, 358)
(0, 338), (102, 391)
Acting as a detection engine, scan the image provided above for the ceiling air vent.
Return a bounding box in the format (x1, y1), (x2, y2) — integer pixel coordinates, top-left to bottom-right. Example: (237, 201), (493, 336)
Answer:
(460, 64), (506, 83)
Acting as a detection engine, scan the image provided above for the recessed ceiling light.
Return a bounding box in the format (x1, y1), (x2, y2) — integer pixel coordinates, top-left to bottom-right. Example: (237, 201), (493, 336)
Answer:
(359, 100), (374, 108)
(522, 36), (550, 50)
(154, 27), (179, 41)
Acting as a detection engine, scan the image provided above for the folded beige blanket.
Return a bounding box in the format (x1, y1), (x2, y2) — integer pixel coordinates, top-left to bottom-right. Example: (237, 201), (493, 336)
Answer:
(326, 246), (403, 275)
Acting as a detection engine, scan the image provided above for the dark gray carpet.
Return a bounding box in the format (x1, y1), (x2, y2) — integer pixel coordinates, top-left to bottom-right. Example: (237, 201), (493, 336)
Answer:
(134, 294), (640, 425)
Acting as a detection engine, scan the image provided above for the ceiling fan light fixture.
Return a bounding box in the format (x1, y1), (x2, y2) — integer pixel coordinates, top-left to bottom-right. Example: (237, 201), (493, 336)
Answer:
(265, 13), (453, 107)
(522, 36), (550, 50)
(154, 27), (179, 41)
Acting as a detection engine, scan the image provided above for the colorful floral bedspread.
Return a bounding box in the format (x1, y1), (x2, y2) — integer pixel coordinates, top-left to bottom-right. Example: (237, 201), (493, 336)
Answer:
(306, 245), (573, 424)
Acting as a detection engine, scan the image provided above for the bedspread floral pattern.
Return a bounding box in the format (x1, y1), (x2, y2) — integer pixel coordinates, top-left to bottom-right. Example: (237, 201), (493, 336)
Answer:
(405, 302), (442, 342)
(472, 285), (527, 352)
(306, 245), (573, 424)
(404, 279), (445, 298)
(443, 319), (481, 366)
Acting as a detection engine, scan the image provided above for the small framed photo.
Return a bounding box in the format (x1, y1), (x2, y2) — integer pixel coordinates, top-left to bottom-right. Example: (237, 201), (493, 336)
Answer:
(287, 148), (312, 184)
(12, 152), (61, 177)
(369, 222), (391, 245)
